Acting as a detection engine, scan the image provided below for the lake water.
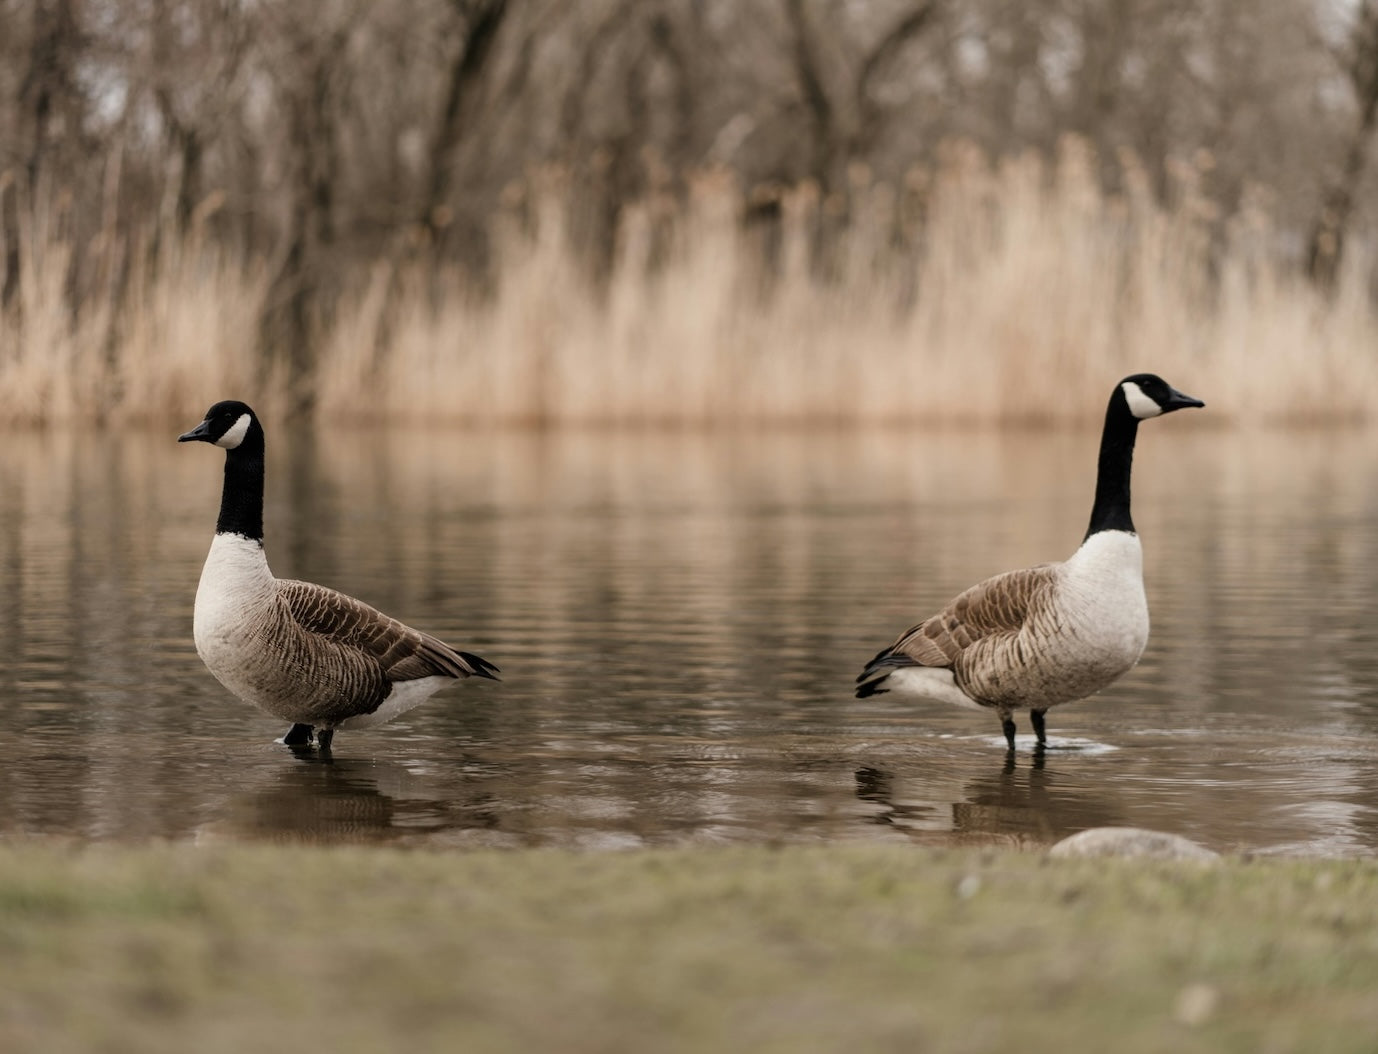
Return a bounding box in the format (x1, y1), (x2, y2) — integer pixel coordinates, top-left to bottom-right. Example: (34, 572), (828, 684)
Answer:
(1, 423), (1376, 855)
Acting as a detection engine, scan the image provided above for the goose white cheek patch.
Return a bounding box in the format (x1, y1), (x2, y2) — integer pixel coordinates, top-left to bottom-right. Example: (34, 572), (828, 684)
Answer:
(1121, 382), (1162, 419)
(215, 413), (253, 449)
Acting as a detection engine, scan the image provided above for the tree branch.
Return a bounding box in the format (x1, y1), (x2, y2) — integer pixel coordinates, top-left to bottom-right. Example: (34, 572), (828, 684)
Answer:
(854, 2), (937, 156)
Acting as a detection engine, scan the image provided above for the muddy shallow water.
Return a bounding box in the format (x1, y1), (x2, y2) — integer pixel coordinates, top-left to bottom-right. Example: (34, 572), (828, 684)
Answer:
(0, 424), (1375, 854)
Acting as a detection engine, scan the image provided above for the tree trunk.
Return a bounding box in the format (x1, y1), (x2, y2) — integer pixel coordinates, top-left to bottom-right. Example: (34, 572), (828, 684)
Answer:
(1308, 0), (1378, 289)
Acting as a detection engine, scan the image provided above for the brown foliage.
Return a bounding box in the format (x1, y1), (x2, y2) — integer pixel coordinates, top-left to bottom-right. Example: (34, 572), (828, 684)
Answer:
(0, 1), (1375, 423)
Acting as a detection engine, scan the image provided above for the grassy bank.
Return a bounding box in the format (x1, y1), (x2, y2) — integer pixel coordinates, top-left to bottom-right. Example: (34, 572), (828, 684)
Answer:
(0, 842), (1375, 1053)
(4, 143), (1376, 428)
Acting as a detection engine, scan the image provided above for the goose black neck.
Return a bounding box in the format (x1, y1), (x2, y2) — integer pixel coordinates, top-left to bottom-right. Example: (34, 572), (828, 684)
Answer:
(1084, 394), (1139, 540)
(216, 435), (265, 543)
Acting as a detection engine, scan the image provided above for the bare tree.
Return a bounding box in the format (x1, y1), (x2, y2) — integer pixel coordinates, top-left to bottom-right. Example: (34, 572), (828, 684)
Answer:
(3, 0), (1377, 394)
(5, 0), (86, 306)
(784, 0), (939, 196)
(253, 7), (356, 411)
(1309, 0), (1378, 287)
(418, 0), (510, 249)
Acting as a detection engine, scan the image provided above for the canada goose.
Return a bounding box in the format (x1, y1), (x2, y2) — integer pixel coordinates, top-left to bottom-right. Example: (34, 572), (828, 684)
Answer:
(855, 374), (1203, 751)
(179, 400), (498, 752)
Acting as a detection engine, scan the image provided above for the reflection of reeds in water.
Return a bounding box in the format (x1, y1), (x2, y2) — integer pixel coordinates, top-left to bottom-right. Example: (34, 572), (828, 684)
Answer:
(4, 141), (1377, 426)
(294, 426), (1378, 668)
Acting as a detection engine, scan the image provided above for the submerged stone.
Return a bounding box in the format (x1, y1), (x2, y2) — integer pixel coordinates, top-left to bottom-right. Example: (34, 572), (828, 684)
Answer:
(1049, 826), (1219, 861)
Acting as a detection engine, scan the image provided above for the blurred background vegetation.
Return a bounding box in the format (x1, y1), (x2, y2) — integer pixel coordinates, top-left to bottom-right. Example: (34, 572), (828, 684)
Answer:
(3, 0), (1378, 425)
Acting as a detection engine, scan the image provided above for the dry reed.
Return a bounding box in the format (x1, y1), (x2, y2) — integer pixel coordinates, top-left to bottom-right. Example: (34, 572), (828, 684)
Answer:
(3, 140), (1374, 427)
(0, 183), (281, 426)
(311, 139), (1378, 427)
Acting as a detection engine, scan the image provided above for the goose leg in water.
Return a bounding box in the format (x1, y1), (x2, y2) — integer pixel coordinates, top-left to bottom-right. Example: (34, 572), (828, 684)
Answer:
(283, 723), (314, 746)
(1031, 709), (1048, 748)
(1001, 714), (1017, 752)
(316, 728), (335, 753)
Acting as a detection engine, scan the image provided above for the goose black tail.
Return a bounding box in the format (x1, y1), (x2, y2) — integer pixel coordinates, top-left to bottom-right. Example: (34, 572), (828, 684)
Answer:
(854, 649), (918, 699)
(461, 652), (502, 681)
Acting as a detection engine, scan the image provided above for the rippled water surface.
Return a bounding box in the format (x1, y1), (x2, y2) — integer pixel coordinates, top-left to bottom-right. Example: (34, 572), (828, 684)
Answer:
(2, 424), (1377, 854)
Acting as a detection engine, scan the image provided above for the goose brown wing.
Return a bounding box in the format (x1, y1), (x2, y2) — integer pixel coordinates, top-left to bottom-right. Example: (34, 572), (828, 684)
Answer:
(276, 580), (483, 684)
(876, 565), (1054, 669)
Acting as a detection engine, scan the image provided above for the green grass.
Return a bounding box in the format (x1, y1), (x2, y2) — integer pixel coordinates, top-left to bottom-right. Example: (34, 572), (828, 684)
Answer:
(0, 843), (1375, 1053)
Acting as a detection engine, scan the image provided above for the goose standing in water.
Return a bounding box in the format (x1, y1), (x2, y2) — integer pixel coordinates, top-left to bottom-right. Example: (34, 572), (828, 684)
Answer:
(855, 374), (1203, 751)
(180, 401), (498, 753)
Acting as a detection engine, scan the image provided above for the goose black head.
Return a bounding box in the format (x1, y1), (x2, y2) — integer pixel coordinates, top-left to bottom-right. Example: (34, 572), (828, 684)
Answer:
(1117, 374), (1205, 420)
(178, 401), (261, 450)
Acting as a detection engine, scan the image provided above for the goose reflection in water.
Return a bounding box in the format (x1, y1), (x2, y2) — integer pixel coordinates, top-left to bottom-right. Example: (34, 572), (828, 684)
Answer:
(195, 756), (502, 846)
(854, 755), (1129, 848)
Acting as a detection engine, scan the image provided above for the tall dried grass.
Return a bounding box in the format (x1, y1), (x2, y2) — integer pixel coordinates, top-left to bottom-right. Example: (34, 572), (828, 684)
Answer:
(0, 183), (279, 426)
(4, 140), (1375, 427)
(321, 140), (1378, 427)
